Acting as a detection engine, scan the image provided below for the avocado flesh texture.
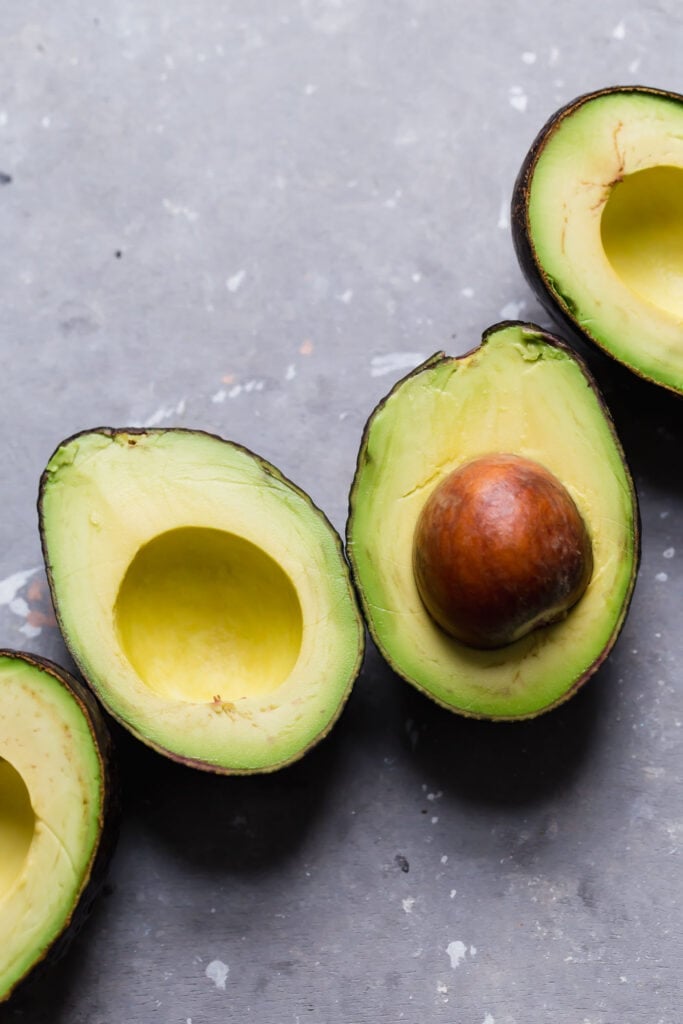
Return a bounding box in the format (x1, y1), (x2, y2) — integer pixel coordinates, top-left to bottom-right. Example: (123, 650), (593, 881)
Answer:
(40, 429), (364, 773)
(348, 324), (637, 719)
(526, 90), (683, 391)
(0, 655), (105, 1001)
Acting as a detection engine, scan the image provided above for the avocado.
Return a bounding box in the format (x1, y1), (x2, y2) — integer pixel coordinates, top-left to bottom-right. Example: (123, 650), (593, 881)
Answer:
(39, 428), (364, 773)
(0, 650), (115, 1002)
(512, 85), (683, 394)
(346, 322), (639, 720)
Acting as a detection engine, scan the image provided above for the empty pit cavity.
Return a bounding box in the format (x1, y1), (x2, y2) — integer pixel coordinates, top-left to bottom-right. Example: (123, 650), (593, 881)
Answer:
(601, 165), (683, 318)
(0, 757), (35, 897)
(115, 527), (303, 704)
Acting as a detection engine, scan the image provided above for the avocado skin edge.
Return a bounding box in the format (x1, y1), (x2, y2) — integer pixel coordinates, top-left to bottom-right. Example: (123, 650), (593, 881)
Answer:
(511, 84), (683, 395)
(345, 320), (641, 721)
(0, 649), (120, 1004)
(37, 426), (365, 775)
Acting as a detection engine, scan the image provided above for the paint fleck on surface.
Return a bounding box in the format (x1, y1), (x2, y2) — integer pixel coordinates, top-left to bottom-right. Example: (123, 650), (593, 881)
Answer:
(500, 300), (526, 319)
(663, 547), (675, 559)
(402, 897), (415, 914)
(656, 572), (669, 582)
(445, 940), (467, 969)
(508, 86), (528, 112)
(205, 960), (229, 989)
(612, 20), (626, 39)
(483, 1015), (495, 1024)
(226, 269), (246, 293)
(370, 353), (425, 378)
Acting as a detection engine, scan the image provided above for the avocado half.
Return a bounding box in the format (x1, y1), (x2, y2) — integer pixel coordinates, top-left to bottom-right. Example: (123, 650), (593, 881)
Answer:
(0, 650), (115, 1003)
(512, 85), (683, 394)
(39, 428), (364, 773)
(346, 322), (639, 720)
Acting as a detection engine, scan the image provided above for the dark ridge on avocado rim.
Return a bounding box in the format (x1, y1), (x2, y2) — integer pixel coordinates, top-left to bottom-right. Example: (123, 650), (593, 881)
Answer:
(37, 427), (365, 775)
(346, 320), (641, 721)
(511, 84), (683, 396)
(0, 650), (119, 1004)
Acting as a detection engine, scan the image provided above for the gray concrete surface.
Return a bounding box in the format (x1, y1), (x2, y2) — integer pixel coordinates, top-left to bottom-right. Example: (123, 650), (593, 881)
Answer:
(1, 2), (682, 1022)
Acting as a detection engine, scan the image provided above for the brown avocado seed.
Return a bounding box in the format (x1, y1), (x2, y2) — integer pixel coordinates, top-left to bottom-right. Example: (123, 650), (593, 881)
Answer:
(413, 453), (593, 649)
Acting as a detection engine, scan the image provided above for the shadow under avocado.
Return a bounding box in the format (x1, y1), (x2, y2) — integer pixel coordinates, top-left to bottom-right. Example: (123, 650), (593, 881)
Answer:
(113, 701), (349, 875)
(396, 648), (614, 809)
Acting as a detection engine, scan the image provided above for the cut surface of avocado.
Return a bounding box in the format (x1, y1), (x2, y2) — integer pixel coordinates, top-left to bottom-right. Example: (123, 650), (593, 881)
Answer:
(0, 651), (111, 1002)
(347, 322), (639, 720)
(40, 429), (364, 773)
(513, 86), (683, 393)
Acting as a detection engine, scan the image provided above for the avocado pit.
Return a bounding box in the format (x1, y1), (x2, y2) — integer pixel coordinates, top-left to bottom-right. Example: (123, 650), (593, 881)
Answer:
(115, 526), (303, 704)
(413, 453), (593, 649)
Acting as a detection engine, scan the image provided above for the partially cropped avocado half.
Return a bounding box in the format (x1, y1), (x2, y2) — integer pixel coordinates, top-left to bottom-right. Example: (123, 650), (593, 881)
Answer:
(513, 85), (683, 394)
(39, 428), (364, 773)
(347, 322), (639, 720)
(0, 650), (114, 1003)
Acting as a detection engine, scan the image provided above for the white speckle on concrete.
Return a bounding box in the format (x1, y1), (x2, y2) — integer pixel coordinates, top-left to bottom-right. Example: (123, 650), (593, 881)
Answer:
(437, 981), (448, 995)
(440, 855), (448, 864)
(446, 940), (468, 969)
(483, 1015), (495, 1024)
(41, 115), (51, 128)
(402, 897), (415, 914)
(285, 364), (296, 381)
(548, 46), (560, 65)
(383, 189), (403, 209)
(143, 404), (180, 427)
(508, 86), (528, 112)
(427, 791), (442, 801)
(337, 289), (354, 304)
(431, 816), (439, 824)
(20, 622), (42, 639)
(470, 945), (477, 956)
(212, 389), (226, 403)
(0, 568), (40, 606)
(612, 20), (626, 39)
(9, 597), (29, 617)
(661, 510), (670, 518)
(205, 960), (229, 990)
(0, 111), (7, 126)
(663, 547), (675, 559)
(226, 269), (246, 293)
(228, 384), (242, 399)
(162, 198), (199, 222)
(500, 300), (526, 319)
(450, 889), (457, 899)
(521, 51), (536, 64)
(304, 82), (318, 95)
(371, 353), (426, 378)
(628, 58), (641, 73)
(412, 272), (422, 283)
(497, 199), (509, 230)
(461, 286), (475, 298)
(656, 572), (668, 582)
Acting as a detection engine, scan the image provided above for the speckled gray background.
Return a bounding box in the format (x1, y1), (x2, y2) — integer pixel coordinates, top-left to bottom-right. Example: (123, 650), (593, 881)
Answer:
(1, 2), (683, 1022)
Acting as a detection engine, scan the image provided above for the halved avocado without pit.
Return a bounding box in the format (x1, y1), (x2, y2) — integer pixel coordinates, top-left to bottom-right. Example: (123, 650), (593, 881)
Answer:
(39, 429), (365, 773)
(0, 650), (115, 1003)
(513, 85), (683, 394)
(346, 322), (639, 720)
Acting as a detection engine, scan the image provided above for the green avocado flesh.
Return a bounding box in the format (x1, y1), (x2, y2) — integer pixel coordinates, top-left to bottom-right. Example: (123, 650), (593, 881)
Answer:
(0, 653), (105, 1001)
(525, 89), (683, 392)
(40, 429), (364, 773)
(347, 323), (638, 719)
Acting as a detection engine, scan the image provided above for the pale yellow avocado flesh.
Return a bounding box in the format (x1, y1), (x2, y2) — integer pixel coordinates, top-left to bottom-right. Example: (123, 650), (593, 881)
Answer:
(41, 430), (364, 772)
(527, 90), (683, 390)
(116, 527), (303, 704)
(347, 325), (638, 719)
(0, 656), (104, 1000)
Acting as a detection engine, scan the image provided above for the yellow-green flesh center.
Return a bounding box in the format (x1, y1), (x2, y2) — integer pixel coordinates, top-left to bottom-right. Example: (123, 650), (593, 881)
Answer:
(0, 757), (35, 898)
(115, 527), (304, 704)
(601, 165), (683, 318)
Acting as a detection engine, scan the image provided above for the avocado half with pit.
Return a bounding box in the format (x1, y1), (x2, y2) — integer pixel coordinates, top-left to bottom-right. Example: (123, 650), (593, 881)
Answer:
(346, 322), (639, 720)
(39, 428), (364, 773)
(512, 85), (683, 393)
(0, 650), (115, 1002)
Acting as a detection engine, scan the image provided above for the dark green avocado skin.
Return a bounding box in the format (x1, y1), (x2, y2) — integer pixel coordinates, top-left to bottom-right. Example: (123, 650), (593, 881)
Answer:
(511, 84), (683, 392)
(0, 650), (119, 1005)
